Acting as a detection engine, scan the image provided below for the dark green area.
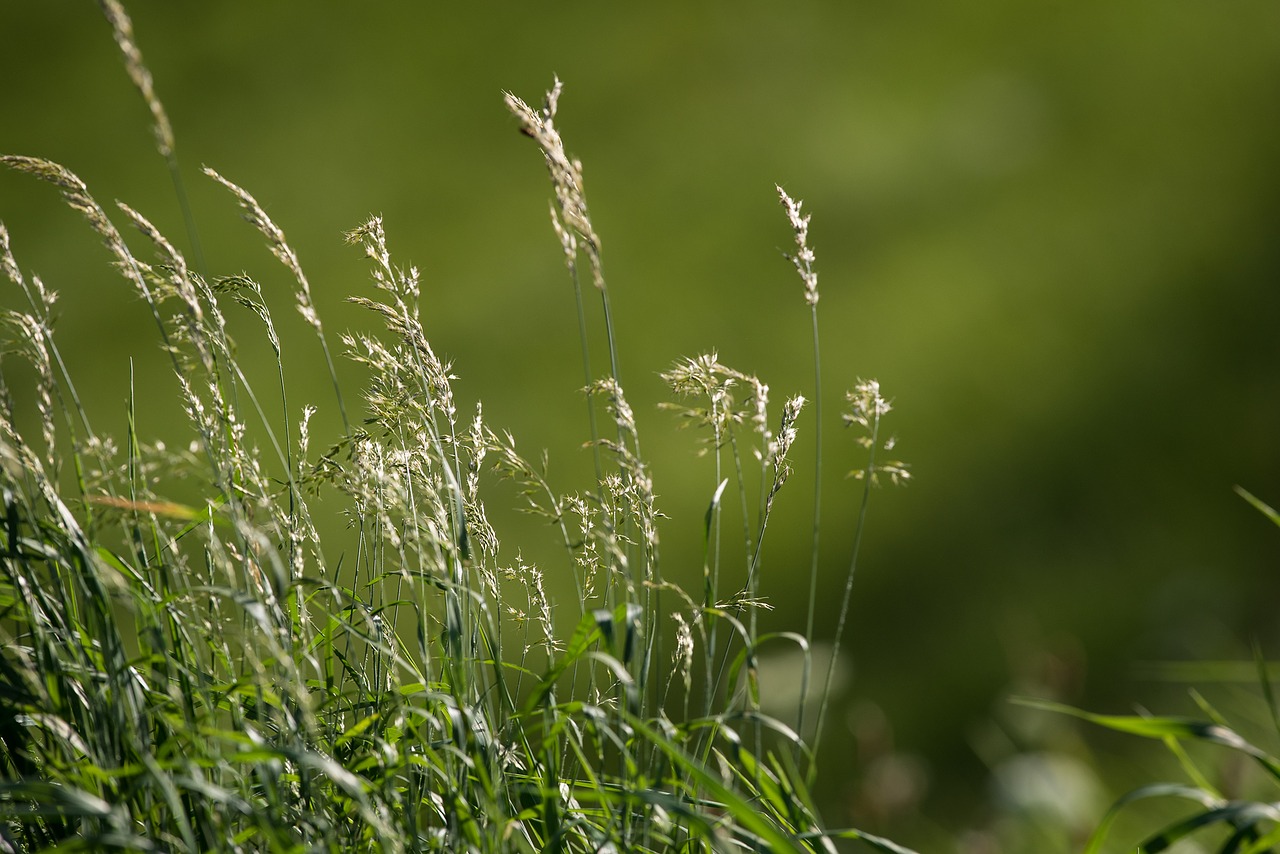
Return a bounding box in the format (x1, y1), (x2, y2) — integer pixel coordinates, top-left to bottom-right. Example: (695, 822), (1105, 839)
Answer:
(4, 2), (1280, 846)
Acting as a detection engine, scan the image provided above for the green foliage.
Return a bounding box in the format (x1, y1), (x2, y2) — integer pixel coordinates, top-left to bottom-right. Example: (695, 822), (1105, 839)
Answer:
(0, 4), (907, 851)
(1020, 503), (1280, 854)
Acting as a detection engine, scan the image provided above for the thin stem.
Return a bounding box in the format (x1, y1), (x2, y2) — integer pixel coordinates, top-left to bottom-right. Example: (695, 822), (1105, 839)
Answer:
(813, 410), (880, 763)
(572, 262), (606, 500)
(165, 154), (207, 280)
(798, 302), (822, 742)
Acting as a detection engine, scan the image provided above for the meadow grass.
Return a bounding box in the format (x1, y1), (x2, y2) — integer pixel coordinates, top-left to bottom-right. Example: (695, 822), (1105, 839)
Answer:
(7, 5), (1277, 853)
(0, 3), (912, 851)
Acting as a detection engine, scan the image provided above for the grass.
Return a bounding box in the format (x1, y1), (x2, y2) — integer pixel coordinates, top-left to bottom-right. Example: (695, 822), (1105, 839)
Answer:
(1019, 670), (1280, 853)
(0, 2), (912, 851)
(1010, 489), (1280, 853)
(6, 4), (1278, 853)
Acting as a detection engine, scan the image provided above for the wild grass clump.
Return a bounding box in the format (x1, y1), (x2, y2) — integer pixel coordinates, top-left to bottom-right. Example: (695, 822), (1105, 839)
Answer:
(0, 3), (910, 852)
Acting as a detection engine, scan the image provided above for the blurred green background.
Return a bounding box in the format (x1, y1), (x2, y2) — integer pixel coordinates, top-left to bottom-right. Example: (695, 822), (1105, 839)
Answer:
(4, 2), (1280, 848)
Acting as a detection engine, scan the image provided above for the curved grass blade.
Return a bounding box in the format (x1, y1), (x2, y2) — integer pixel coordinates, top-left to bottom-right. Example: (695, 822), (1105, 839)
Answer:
(1081, 783), (1220, 854)
(1139, 801), (1280, 853)
(1236, 485), (1280, 529)
(1015, 697), (1280, 783)
(806, 827), (922, 854)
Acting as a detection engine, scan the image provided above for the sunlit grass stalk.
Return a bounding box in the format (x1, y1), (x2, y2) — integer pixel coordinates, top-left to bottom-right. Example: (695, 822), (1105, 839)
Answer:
(505, 81), (665, 722)
(776, 185), (824, 746)
(504, 84), (614, 602)
(812, 381), (902, 765)
(97, 0), (208, 278)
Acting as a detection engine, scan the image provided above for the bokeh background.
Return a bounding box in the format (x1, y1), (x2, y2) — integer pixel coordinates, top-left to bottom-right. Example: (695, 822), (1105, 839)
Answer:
(4, 2), (1280, 849)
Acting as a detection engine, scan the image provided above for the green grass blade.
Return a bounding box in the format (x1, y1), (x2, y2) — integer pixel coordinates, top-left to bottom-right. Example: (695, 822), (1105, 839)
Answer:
(1235, 485), (1280, 529)
(1139, 802), (1280, 853)
(1018, 696), (1280, 786)
(1081, 783), (1220, 854)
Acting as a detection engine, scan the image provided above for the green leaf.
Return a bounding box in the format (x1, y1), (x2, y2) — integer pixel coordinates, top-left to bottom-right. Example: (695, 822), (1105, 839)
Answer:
(334, 713), (380, 748)
(1081, 783), (1219, 854)
(1235, 485), (1280, 529)
(0, 781), (114, 818)
(1140, 802), (1280, 853)
(626, 714), (806, 854)
(1016, 696), (1280, 783)
(520, 611), (602, 713)
(812, 827), (923, 854)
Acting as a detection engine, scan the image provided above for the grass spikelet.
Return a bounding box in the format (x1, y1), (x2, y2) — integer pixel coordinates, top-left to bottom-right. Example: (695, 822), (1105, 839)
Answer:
(98, 0), (174, 159)
(504, 79), (602, 291)
(207, 166), (348, 430)
(98, 0), (206, 274)
(0, 156), (150, 303)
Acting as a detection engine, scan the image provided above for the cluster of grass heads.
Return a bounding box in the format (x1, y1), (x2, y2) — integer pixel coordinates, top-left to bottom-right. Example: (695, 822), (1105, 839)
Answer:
(0, 3), (913, 852)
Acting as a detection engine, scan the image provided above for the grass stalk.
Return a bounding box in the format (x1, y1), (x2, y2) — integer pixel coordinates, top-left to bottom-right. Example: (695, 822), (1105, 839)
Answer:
(775, 185), (824, 749)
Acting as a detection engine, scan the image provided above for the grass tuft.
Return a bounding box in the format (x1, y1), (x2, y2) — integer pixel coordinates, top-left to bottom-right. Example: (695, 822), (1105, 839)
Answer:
(0, 5), (910, 852)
